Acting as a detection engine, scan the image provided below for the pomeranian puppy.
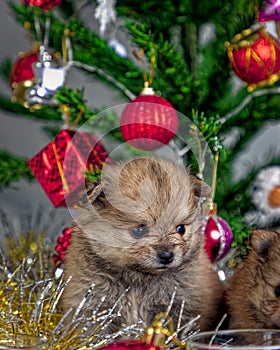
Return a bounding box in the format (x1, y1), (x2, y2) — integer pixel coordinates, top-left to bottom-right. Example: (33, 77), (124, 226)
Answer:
(62, 157), (224, 332)
(226, 229), (280, 329)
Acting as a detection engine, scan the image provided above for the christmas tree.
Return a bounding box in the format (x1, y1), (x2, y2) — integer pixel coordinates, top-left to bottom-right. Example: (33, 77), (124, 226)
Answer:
(1, 0), (280, 250)
(1, 0), (279, 248)
(0, 0), (280, 343)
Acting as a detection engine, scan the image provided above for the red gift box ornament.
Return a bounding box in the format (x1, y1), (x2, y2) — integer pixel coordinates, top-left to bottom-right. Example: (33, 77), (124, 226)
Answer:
(28, 129), (108, 207)
(225, 26), (280, 91)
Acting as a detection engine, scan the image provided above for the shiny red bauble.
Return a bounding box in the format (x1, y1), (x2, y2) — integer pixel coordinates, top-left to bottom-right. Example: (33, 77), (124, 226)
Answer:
(120, 91), (178, 151)
(226, 27), (280, 91)
(10, 50), (39, 103)
(203, 216), (233, 263)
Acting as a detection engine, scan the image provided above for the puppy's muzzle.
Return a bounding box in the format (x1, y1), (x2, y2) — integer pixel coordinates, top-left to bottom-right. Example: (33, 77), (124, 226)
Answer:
(157, 250), (174, 265)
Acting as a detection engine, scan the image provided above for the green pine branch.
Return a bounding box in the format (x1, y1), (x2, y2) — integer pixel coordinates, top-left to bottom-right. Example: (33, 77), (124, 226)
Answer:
(10, 4), (144, 95)
(0, 152), (33, 188)
(0, 0), (278, 252)
(0, 94), (62, 121)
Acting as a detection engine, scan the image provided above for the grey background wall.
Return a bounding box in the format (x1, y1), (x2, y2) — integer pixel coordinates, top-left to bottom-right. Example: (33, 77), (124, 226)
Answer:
(0, 1), (279, 231)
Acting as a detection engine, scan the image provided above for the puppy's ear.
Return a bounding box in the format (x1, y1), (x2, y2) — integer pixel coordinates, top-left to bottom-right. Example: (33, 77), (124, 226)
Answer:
(79, 180), (103, 206)
(250, 229), (279, 260)
(87, 182), (103, 203)
(190, 175), (211, 198)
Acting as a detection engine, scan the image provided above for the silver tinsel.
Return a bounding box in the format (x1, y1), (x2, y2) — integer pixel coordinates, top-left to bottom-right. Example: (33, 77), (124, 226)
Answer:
(94, 0), (117, 35)
(25, 46), (67, 107)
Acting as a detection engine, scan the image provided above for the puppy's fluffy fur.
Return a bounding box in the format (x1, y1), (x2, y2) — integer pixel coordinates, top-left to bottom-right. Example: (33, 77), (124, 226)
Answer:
(226, 229), (280, 329)
(62, 157), (224, 331)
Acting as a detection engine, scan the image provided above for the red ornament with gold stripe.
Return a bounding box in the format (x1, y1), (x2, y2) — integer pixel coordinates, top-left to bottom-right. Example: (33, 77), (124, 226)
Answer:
(120, 82), (178, 151)
(225, 25), (280, 91)
(28, 129), (108, 207)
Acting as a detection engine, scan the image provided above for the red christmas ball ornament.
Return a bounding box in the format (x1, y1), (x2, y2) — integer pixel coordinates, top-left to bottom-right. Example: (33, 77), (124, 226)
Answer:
(97, 340), (164, 350)
(53, 227), (72, 265)
(22, 0), (62, 11)
(203, 216), (233, 262)
(120, 83), (178, 151)
(201, 202), (233, 262)
(225, 26), (280, 91)
(10, 49), (39, 104)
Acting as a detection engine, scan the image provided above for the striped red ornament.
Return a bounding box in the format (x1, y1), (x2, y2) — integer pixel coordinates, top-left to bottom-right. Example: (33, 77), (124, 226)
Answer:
(120, 87), (178, 151)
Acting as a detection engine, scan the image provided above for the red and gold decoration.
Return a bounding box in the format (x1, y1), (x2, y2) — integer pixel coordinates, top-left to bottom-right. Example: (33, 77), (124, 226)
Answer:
(201, 200), (233, 263)
(28, 129), (108, 207)
(252, 166), (280, 220)
(225, 26), (280, 91)
(10, 49), (39, 105)
(120, 82), (178, 151)
(22, 0), (62, 11)
(53, 226), (72, 265)
(141, 313), (186, 350)
(98, 313), (186, 350)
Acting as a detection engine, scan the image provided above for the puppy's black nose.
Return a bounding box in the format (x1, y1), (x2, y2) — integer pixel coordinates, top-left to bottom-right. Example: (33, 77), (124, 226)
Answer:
(157, 250), (174, 265)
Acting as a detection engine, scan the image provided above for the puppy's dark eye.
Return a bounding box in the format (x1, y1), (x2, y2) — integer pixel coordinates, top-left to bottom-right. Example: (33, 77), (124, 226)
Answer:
(176, 225), (186, 235)
(130, 225), (149, 238)
(275, 285), (280, 297)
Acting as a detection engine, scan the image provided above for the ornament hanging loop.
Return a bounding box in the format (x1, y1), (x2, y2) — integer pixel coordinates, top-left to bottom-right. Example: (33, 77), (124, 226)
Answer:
(148, 47), (156, 86)
(203, 137), (222, 216)
(43, 16), (51, 48)
(210, 138), (222, 202)
(134, 47), (157, 92)
(62, 29), (74, 65)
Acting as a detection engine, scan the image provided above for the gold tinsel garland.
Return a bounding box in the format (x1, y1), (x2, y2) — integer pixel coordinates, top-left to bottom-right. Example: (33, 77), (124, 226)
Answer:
(0, 227), (192, 350)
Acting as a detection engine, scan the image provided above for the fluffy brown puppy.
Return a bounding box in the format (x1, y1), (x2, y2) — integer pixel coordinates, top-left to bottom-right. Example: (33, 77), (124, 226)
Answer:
(62, 157), (224, 332)
(226, 229), (280, 329)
